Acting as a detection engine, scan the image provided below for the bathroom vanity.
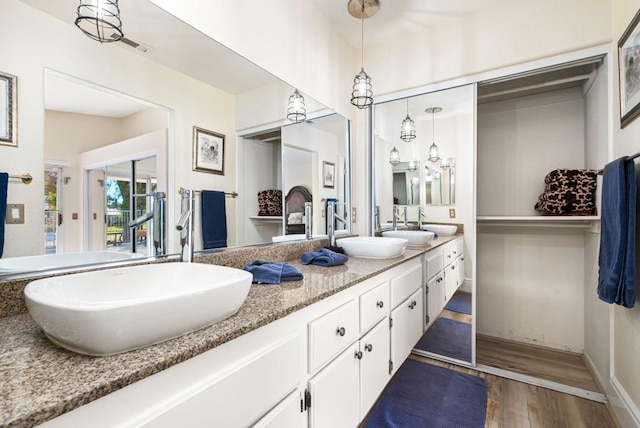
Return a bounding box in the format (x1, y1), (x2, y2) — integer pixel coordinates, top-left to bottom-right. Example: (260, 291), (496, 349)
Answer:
(0, 235), (461, 427)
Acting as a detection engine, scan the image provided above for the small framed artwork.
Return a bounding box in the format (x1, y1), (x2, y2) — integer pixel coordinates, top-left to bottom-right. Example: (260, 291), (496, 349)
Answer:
(619, 9), (640, 128)
(193, 126), (225, 175)
(0, 71), (17, 147)
(323, 161), (335, 188)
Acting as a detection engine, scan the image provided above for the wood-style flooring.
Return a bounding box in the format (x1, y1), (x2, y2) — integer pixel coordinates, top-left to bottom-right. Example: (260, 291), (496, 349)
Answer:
(409, 355), (620, 428)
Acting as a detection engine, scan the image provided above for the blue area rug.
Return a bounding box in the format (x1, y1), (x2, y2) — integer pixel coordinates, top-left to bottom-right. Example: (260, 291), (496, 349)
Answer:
(365, 359), (487, 428)
(414, 318), (471, 362)
(444, 291), (472, 314)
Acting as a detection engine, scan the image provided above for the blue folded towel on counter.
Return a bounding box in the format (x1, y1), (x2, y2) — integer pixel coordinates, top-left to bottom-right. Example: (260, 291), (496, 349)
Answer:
(598, 156), (637, 308)
(243, 260), (303, 284)
(300, 248), (348, 266)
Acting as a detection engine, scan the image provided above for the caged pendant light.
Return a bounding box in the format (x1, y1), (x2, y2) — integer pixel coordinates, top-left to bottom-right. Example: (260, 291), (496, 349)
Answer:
(75, 0), (124, 43)
(425, 107), (442, 163)
(389, 146), (401, 165)
(348, 0), (378, 109)
(287, 89), (307, 123)
(400, 99), (416, 142)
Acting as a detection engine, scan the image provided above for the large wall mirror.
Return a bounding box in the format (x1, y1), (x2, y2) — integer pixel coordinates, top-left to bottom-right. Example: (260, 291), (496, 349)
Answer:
(373, 84), (475, 365)
(1, 0), (350, 278)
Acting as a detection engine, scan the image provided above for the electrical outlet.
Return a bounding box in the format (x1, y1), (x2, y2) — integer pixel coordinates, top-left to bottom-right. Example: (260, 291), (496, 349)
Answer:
(449, 208), (456, 218)
(352, 207), (357, 223)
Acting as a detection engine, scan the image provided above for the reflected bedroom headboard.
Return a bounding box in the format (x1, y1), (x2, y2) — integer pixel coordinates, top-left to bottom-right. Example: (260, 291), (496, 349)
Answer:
(284, 185), (312, 234)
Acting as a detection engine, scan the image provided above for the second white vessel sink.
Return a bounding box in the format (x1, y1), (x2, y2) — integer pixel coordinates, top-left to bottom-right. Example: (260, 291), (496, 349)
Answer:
(382, 230), (435, 247)
(337, 236), (408, 259)
(24, 263), (253, 356)
(422, 224), (458, 236)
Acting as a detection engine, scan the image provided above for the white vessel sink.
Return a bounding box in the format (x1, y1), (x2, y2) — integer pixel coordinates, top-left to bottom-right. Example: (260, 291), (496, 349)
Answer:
(337, 236), (408, 259)
(382, 230), (436, 247)
(272, 234), (328, 243)
(422, 224), (458, 236)
(24, 263), (253, 356)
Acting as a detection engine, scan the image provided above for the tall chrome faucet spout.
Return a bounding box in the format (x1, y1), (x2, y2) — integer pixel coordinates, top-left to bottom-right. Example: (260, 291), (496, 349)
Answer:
(304, 202), (313, 240)
(177, 189), (195, 263)
(127, 191), (166, 256)
(327, 201), (347, 247)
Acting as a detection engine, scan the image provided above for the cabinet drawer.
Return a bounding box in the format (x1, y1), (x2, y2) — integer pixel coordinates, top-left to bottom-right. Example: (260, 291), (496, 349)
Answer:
(308, 300), (359, 373)
(390, 262), (423, 309)
(360, 281), (389, 334)
(424, 249), (444, 281)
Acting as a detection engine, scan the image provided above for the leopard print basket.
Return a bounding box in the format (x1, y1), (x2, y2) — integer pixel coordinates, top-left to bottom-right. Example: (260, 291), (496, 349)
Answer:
(534, 169), (599, 216)
(257, 189), (282, 216)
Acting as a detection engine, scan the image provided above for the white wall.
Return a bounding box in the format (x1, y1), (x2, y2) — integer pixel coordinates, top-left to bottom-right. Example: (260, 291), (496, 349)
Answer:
(0, 0), (238, 256)
(608, 2), (640, 425)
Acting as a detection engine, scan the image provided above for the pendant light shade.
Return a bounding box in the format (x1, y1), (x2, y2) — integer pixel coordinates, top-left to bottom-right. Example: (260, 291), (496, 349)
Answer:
(389, 146), (401, 165)
(425, 107), (442, 163)
(75, 0), (124, 43)
(407, 160), (417, 172)
(400, 99), (416, 142)
(349, 0), (378, 109)
(351, 68), (373, 109)
(287, 89), (307, 123)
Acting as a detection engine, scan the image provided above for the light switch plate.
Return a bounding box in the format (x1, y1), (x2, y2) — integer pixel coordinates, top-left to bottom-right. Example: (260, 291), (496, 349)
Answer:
(352, 207), (357, 223)
(6, 204), (25, 224)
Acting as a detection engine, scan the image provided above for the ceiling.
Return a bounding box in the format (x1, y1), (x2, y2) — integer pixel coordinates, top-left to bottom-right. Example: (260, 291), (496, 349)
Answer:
(21, 0), (506, 118)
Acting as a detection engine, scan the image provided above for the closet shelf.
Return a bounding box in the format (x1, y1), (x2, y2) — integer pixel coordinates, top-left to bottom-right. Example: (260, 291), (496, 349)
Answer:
(476, 215), (600, 229)
(249, 216), (283, 223)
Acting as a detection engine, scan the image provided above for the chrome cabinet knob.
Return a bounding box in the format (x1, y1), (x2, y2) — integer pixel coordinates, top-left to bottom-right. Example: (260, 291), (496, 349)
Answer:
(376, 300), (384, 308)
(336, 327), (346, 336)
(365, 343), (373, 352)
(355, 350), (363, 359)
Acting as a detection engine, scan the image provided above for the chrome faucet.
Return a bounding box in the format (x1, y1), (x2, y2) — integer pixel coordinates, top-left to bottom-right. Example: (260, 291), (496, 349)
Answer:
(128, 191), (166, 256)
(176, 189), (195, 262)
(392, 204), (399, 231)
(418, 206), (427, 230)
(327, 200), (347, 247)
(374, 205), (381, 231)
(304, 202), (313, 240)
(402, 206), (408, 229)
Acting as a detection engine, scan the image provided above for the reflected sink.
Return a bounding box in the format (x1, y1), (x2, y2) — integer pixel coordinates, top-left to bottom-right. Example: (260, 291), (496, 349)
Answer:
(422, 224), (458, 236)
(382, 230), (435, 247)
(24, 263), (253, 356)
(337, 236), (408, 259)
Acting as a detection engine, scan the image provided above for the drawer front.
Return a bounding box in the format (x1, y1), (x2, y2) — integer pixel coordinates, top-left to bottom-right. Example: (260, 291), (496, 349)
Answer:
(360, 281), (390, 334)
(390, 262), (423, 309)
(308, 299), (359, 373)
(454, 238), (464, 258)
(424, 249), (444, 280)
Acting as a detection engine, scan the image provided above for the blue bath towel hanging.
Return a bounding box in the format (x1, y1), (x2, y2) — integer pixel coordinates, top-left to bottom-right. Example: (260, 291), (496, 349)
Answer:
(597, 156), (637, 308)
(201, 190), (227, 249)
(0, 173), (7, 258)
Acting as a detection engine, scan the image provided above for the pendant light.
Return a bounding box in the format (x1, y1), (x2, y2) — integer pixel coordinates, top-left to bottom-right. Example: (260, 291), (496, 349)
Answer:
(348, 0), (378, 109)
(287, 89), (307, 123)
(75, 0), (124, 43)
(400, 99), (416, 142)
(425, 107), (442, 163)
(389, 146), (400, 165)
(407, 160), (417, 172)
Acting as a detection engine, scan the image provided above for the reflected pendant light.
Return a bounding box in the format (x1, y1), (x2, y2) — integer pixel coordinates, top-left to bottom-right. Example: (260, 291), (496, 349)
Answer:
(407, 160), (417, 172)
(389, 146), (400, 165)
(75, 0), (124, 43)
(287, 89), (307, 123)
(425, 107), (442, 163)
(400, 99), (416, 142)
(348, 0), (378, 109)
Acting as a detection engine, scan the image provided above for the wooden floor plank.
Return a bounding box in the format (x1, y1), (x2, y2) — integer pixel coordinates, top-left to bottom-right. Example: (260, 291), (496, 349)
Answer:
(476, 334), (601, 393)
(408, 355), (619, 428)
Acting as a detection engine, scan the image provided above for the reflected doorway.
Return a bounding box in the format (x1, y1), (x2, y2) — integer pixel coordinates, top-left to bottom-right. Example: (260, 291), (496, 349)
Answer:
(44, 165), (63, 254)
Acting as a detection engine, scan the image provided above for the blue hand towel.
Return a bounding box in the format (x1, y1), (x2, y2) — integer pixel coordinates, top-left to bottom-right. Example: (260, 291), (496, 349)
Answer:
(243, 260), (303, 284)
(300, 248), (348, 266)
(0, 173), (6, 258)
(201, 190), (227, 249)
(597, 157), (636, 308)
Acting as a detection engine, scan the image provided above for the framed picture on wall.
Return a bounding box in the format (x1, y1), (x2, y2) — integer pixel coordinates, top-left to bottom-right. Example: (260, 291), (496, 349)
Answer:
(193, 126), (225, 175)
(323, 161), (335, 188)
(0, 71), (17, 147)
(618, 8), (640, 128)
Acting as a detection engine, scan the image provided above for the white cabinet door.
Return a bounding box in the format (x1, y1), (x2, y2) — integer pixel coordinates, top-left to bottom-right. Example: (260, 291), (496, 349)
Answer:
(424, 248), (444, 281)
(308, 342), (360, 428)
(444, 262), (458, 302)
(360, 280), (390, 334)
(359, 318), (391, 419)
(426, 273), (445, 328)
(390, 288), (424, 374)
(456, 254), (465, 287)
(253, 389), (305, 428)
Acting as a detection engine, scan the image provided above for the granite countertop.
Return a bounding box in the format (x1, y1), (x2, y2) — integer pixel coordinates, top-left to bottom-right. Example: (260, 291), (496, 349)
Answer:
(0, 235), (459, 427)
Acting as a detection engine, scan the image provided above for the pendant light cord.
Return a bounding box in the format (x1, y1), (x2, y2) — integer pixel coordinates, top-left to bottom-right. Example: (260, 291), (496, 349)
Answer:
(360, 0), (365, 68)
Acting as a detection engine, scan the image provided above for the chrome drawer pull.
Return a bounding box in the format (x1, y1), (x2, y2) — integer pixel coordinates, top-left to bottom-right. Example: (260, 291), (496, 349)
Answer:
(336, 327), (346, 336)
(376, 300), (384, 308)
(355, 350), (363, 359)
(365, 343), (373, 352)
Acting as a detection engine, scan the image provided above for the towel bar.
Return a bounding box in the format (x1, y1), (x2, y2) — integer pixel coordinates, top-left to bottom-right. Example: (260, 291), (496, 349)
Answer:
(176, 187), (238, 198)
(8, 173), (32, 184)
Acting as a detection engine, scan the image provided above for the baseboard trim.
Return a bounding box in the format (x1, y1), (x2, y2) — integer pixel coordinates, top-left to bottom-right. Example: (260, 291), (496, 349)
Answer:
(610, 376), (640, 428)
